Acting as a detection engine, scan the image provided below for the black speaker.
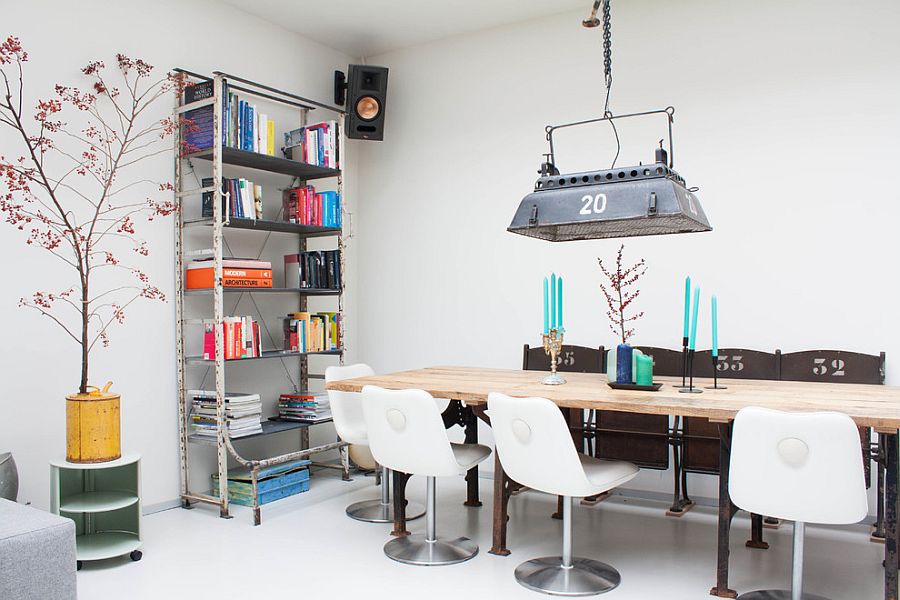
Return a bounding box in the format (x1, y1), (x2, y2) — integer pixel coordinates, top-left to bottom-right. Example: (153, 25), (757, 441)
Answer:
(337, 64), (388, 141)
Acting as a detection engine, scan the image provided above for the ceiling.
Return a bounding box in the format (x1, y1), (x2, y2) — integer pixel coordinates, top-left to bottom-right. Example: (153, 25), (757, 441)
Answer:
(219, 0), (588, 58)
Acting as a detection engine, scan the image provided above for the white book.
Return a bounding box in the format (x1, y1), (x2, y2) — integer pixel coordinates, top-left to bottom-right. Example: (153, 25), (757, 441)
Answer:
(259, 114), (268, 156)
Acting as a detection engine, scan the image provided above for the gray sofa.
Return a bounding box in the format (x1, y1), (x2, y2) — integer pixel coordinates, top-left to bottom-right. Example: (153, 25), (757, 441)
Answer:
(0, 498), (77, 600)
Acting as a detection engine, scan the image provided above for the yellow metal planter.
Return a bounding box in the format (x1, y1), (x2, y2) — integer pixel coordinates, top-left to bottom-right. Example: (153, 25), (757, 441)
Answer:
(66, 382), (121, 463)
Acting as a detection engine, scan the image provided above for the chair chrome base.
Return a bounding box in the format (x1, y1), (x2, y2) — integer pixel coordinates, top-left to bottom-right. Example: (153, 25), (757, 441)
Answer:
(515, 556), (621, 596)
(737, 592), (830, 600)
(384, 533), (479, 566)
(346, 499), (426, 523)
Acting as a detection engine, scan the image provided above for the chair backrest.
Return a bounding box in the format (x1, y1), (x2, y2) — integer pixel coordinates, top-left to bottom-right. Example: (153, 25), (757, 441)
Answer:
(633, 346), (682, 377)
(325, 363), (375, 445)
(729, 406), (868, 525)
(361, 385), (461, 477)
(694, 348), (780, 380)
(522, 344), (603, 373)
(488, 392), (600, 498)
(780, 350), (885, 385)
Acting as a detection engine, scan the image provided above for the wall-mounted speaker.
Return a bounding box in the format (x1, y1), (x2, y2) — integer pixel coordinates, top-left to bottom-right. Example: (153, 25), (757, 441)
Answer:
(335, 64), (388, 141)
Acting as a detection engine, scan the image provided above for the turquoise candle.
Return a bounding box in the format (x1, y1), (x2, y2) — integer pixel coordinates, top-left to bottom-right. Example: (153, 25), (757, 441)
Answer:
(683, 276), (691, 341)
(636, 354), (653, 386)
(689, 287), (700, 350)
(543, 277), (549, 334)
(550, 273), (557, 329)
(711, 295), (718, 357)
(557, 276), (563, 330)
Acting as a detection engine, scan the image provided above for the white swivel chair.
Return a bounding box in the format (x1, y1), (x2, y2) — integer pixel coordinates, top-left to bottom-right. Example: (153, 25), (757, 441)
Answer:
(361, 385), (492, 566)
(488, 392), (639, 596)
(730, 406), (868, 600)
(325, 364), (425, 523)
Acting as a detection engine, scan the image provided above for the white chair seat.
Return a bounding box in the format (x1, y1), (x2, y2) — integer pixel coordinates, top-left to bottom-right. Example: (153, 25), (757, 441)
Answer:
(451, 442), (492, 473)
(579, 454), (640, 495)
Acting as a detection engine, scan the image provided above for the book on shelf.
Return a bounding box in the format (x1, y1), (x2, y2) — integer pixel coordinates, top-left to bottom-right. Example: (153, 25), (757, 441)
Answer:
(202, 317), (263, 360)
(181, 80), (278, 158)
(282, 186), (341, 228)
(283, 120), (339, 169)
(202, 177), (263, 220)
(182, 81), (217, 152)
(186, 257), (272, 289)
(276, 393), (332, 423)
(282, 312), (341, 353)
(284, 250), (340, 289)
(188, 390), (263, 439)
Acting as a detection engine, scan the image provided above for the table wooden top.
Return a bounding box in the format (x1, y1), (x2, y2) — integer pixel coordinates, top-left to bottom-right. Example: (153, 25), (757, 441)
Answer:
(325, 366), (900, 431)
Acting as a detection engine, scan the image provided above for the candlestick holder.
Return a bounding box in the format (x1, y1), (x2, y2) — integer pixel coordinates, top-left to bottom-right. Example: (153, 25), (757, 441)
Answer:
(541, 328), (566, 385)
(677, 336), (689, 389)
(678, 349), (703, 394)
(705, 355), (727, 390)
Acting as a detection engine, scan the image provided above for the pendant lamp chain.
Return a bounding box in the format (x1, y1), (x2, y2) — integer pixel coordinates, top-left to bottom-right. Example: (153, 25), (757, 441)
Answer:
(602, 0), (613, 114)
(600, 0), (621, 168)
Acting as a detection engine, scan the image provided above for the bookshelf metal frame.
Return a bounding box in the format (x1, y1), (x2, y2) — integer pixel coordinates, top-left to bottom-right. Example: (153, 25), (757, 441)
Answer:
(174, 71), (349, 525)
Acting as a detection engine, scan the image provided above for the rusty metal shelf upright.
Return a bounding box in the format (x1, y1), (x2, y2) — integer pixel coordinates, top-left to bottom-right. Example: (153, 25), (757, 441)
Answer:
(173, 70), (349, 525)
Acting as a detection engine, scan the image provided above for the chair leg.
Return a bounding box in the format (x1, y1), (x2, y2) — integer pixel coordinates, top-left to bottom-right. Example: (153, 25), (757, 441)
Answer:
(346, 466), (425, 523)
(383, 476), (479, 566)
(791, 521), (804, 600)
(514, 495), (622, 595)
(736, 521), (829, 600)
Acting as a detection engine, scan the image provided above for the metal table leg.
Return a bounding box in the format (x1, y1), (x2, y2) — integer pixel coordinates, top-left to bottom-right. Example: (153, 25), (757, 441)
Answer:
(746, 514), (769, 549)
(391, 470), (411, 538)
(710, 421), (738, 598)
(490, 451), (514, 556)
(884, 431), (898, 600)
(463, 405), (482, 507)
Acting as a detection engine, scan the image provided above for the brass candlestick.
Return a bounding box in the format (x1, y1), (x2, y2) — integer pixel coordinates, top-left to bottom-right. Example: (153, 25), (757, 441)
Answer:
(541, 328), (566, 385)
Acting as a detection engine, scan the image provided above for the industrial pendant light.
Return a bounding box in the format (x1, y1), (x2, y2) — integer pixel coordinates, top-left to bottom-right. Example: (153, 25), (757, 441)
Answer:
(507, 0), (712, 242)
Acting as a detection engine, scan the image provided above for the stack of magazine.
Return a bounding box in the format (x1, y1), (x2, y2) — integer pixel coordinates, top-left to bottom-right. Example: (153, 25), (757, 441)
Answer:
(277, 393), (332, 424)
(189, 390), (263, 439)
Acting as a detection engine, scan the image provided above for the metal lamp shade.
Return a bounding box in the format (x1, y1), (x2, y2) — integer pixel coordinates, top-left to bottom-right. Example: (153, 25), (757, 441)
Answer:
(508, 165), (711, 242)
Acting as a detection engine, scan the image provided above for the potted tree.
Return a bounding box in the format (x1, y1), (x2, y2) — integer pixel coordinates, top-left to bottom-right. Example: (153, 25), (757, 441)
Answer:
(598, 244), (647, 383)
(0, 37), (183, 462)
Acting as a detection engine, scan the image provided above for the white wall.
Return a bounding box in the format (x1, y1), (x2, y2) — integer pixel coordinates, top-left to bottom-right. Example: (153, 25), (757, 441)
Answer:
(356, 0), (900, 501)
(0, 0), (360, 509)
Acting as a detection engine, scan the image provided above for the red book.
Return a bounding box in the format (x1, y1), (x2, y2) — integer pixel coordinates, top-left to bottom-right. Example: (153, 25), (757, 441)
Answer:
(203, 322), (216, 360)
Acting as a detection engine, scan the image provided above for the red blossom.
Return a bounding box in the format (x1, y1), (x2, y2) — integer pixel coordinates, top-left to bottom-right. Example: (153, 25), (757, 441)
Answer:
(0, 36), (26, 64)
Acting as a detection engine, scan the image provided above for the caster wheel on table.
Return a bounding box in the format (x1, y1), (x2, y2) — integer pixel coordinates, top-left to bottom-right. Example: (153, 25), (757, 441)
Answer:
(130, 550), (142, 562)
(76, 561), (83, 571)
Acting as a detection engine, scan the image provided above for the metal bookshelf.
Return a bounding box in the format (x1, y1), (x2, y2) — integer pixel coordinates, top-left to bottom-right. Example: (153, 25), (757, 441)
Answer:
(174, 70), (349, 525)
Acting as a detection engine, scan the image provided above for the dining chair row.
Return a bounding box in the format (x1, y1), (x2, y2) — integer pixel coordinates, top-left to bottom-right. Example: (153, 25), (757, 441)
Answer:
(326, 362), (867, 599)
(523, 344), (887, 540)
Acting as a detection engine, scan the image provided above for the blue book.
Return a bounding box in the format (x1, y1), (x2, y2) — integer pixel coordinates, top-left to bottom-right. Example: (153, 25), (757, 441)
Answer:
(319, 191), (339, 228)
(237, 100), (244, 150)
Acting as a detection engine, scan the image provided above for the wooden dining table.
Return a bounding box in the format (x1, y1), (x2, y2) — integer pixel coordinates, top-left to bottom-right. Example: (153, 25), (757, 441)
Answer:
(326, 365), (900, 599)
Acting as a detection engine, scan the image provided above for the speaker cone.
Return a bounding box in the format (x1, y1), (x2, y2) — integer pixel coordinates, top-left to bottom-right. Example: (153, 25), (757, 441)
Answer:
(356, 96), (380, 121)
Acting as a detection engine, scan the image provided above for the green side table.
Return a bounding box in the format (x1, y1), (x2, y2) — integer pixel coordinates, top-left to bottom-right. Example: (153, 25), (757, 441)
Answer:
(50, 453), (142, 570)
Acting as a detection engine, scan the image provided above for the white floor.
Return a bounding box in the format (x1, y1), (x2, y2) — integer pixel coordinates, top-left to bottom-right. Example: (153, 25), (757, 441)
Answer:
(78, 469), (887, 599)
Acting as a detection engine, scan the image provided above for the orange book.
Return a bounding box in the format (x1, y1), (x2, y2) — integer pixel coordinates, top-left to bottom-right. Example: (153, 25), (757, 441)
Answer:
(186, 267), (273, 289)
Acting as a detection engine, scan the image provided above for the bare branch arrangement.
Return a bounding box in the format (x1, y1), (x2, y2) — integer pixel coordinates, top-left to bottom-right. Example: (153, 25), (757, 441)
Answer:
(0, 36), (186, 393)
(598, 243), (647, 345)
